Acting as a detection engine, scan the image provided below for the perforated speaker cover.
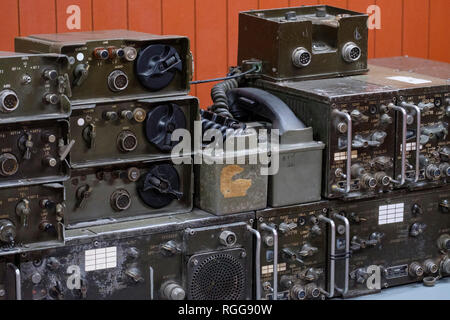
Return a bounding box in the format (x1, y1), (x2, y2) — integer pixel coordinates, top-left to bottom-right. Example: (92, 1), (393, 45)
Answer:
(187, 249), (247, 300)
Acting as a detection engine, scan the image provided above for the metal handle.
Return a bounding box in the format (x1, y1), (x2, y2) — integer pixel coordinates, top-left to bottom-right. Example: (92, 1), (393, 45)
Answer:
(318, 215), (336, 298)
(332, 109), (352, 193)
(401, 102), (421, 182)
(333, 213), (350, 296)
(260, 223), (278, 300)
(7, 263), (21, 300)
(387, 103), (407, 185)
(247, 225), (262, 300)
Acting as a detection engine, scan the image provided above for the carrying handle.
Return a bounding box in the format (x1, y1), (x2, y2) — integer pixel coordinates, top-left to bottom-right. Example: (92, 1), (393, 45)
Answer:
(332, 109), (352, 194)
(333, 213), (350, 296)
(318, 215), (336, 298)
(260, 223), (278, 300)
(247, 225), (262, 300)
(7, 263), (21, 300)
(387, 103), (407, 186)
(401, 102), (422, 183)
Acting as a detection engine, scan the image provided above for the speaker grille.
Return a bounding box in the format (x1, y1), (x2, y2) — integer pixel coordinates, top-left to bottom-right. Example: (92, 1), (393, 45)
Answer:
(188, 252), (246, 300)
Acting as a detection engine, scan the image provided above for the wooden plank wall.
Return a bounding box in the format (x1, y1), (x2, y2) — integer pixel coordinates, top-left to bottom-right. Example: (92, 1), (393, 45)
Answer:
(1, 0), (448, 108)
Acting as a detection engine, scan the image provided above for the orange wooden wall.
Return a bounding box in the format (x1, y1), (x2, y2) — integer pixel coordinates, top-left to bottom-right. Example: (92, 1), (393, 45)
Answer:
(1, 0), (449, 108)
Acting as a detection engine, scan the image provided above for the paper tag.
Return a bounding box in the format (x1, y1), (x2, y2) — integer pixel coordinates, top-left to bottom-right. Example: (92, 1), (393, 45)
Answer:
(85, 247), (117, 272)
(386, 76), (432, 85)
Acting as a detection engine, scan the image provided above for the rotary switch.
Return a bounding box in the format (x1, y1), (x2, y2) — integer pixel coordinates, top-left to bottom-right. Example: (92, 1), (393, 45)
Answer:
(145, 103), (186, 152)
(136, 44), (182, 91)
(138, 164), (183, 209)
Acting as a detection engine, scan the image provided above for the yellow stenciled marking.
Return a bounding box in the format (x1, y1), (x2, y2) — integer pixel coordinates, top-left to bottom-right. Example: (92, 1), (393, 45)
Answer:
(220, 165), (252, 199)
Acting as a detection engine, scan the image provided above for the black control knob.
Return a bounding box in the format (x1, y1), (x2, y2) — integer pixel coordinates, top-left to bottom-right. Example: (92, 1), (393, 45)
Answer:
(108, 47), (125, 59)
(120, 110), (134, 120)
(0, 219), (16, 244)
(110, 189), (131, 211)
(117, 130), (138, 152)
(136, 44), (182, 91)
(0, 153), (19, 176)
(103, 111), (119, 121)
(0, 90), (19, 113)
(108, 70), (129, 92)
(411, 203), (423, 215)
(145, 103), (186, 152)
(439, 200), (450, 213)
(138, 164), (182, 209)
(94, 47), (109, 60)
(43, 69), (58, 81)
(39, 220), (57, 235)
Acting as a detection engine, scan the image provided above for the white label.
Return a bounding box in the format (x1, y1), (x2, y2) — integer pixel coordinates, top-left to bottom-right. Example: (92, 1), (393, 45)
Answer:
(334, 150), (358, 161)
(400, 142), (423, 152)
(85, 247), (117, 272)
(387, 76), (432, 85)
(261, 263), (287, 275)
(378, 203), (404, 225)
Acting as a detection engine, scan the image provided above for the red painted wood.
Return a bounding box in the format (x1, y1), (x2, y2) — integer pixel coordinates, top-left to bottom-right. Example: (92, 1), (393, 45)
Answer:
(0, 0), (19, 51)
(128, 0), (162, 34)
(162, 0), (196, 95)
(429, 0), (450, 63)
(402, 0), (430, 59)
(19, 0), (56, 36)
(92, 0), (127, 30)
(228, 0), (258, 67)
(375, 0), (403, 58)
(195, 0), (228, 108)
